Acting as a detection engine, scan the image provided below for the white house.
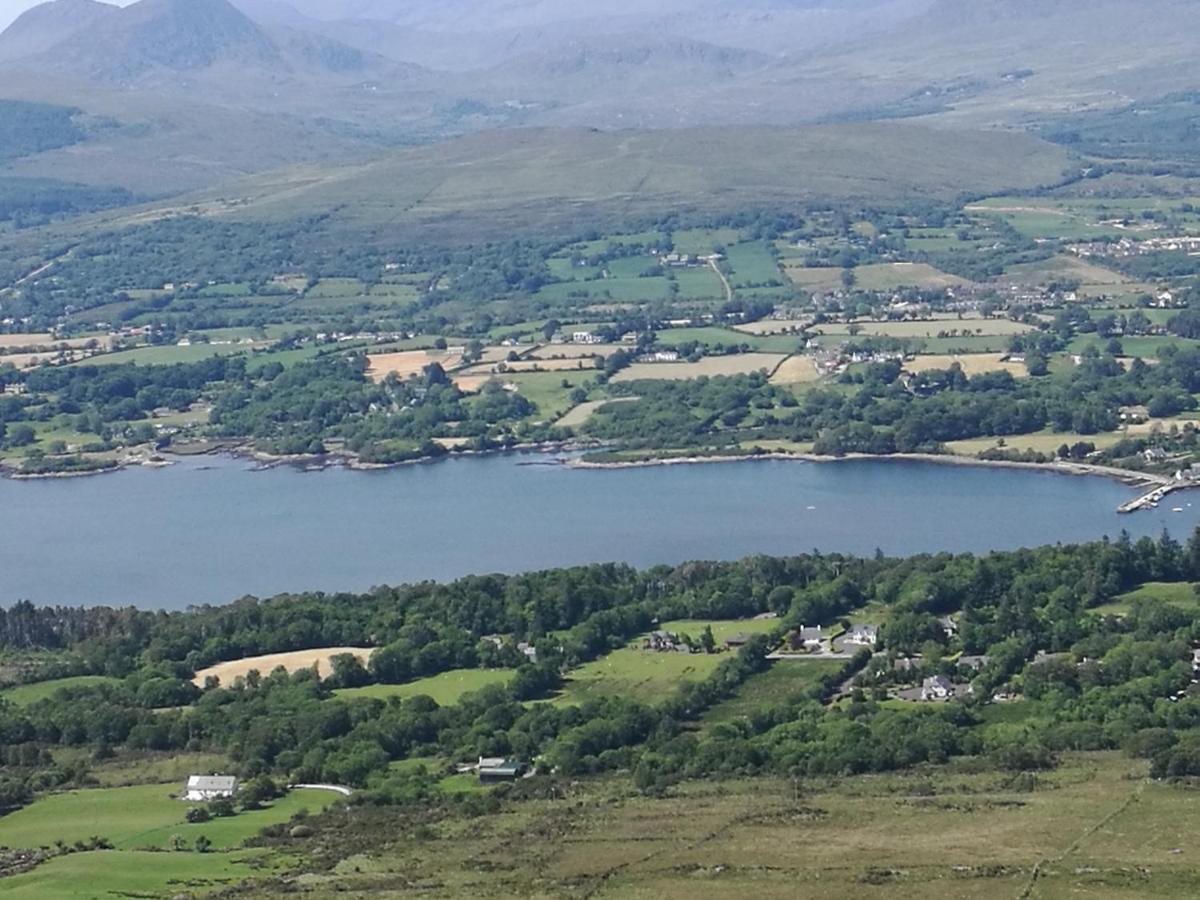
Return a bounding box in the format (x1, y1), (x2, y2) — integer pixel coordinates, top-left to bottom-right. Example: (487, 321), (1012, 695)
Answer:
(921, 675), (953, 702)
(182, 775), (238, 801)
(843, 624), (879, 647)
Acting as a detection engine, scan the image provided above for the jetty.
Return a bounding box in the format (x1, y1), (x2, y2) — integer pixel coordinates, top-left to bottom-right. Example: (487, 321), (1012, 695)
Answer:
(1119, 481), (1196, 514)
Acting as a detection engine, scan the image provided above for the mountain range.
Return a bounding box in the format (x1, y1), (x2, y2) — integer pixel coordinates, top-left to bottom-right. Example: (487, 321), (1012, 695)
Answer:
(0, 0), (1195, 216)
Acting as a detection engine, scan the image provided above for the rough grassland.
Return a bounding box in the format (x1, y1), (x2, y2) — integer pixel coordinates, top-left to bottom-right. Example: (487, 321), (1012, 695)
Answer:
(612, 354), (786, 383)
(0, 783), (337, 851)
(192, 647), (374, 687)
(701, 660), (845, 728)
(334, 669), (513, 706)
(102, 124), (1072, 241)
(0, 675), (118, 707)
(247, 753), (1200, 899)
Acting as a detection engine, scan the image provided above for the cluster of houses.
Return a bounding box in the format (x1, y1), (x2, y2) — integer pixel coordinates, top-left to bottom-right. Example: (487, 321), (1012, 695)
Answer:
(1069, 236), (1200, 260)
(657, 252), (722, 268)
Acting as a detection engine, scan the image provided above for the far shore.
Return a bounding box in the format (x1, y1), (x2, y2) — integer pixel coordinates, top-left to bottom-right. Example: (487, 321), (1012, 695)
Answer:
(564, 449), (1174, 489)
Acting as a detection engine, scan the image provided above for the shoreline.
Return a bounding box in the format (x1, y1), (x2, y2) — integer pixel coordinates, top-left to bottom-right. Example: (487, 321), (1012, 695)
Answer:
(2, 439), (1188, 501)
(564, 450), (1172, 490)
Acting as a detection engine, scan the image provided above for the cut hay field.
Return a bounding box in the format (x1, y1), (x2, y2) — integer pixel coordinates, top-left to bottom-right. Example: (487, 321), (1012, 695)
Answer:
(0, 675), (119, 707)
(0, 332), (56, 349)
(770, 355), (823, 385)
(904, 353), (1029, 377)
(733, 319), (811, 336)
(528, 344), (627, 360)
(611, 353), (786, 383)
(0, 783), (337, 851)
(813, 317), (1033, 339)
(269, 752), (1200, 899)
(945, 430), (1127, 457)
(460, 357), (600, 375)
(334, 669), (513, 706)
(192, 647), (374, 686)
(366, 349), (463, 382)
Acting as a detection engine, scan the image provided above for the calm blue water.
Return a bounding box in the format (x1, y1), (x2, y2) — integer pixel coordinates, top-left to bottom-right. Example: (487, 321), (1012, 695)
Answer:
(0, 453), (1196, 610)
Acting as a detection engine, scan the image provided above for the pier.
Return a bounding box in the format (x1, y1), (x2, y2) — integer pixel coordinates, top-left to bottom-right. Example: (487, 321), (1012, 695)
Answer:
(1119, 482), (1197, 514)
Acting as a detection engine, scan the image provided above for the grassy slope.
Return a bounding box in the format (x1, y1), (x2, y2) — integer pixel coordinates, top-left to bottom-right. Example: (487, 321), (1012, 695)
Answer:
(240, 752), (1200, 899)
(0, 675), (119, 707)
(74, 124), (1072, 244)
(0, 784), (336, 851)
(334, 669), (513, 705)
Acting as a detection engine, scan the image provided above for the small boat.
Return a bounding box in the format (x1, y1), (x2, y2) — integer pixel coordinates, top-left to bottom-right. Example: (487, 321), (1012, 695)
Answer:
(1173, 507), (1185, 513)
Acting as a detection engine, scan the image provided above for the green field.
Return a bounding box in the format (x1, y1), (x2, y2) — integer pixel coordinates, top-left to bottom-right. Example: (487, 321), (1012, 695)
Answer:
(1089, 582), (1199, 617)
(82, 342), (262, 367)
(335, 669), (512, 705)
(553, 649), (725, 706)
(0, 783), (338, 851)
(0, 675), (119, 707)
(701, 660), (843, 728)
(657, 618), (779, 644)
(0, 848), (274, 899)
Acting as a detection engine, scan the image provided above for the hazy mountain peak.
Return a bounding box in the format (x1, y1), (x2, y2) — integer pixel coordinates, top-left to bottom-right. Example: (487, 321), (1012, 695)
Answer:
(0, 0), (119, 62)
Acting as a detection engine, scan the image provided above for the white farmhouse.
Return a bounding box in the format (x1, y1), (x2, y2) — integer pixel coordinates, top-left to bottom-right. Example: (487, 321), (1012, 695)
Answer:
(182, 775), (238, 802)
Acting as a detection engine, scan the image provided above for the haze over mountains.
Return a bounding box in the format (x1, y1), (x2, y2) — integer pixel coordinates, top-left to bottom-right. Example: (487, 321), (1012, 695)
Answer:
(0, 0), (1195, 227)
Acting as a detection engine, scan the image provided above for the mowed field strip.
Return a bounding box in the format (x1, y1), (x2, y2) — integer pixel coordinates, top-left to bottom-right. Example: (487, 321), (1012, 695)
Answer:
(556, 397), (639, 428)
(366, 349), (463, 381)
(812, 316), (1034, 338)
(612, 353), (787, 382)
(192, 647), (374, 686)
(904, 353), (1030, 377)
(770, 355), (824, 385)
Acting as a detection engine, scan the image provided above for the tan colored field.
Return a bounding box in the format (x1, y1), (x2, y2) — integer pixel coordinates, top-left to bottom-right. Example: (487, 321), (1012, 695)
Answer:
(733, 319), (811, 335)
(0, 333), (56, 349)
(0, 350), (93, 370)
(366, 350), (463, 382)
(192, 647), (374, 686)
(904, 353), (1029, 377)
(781, 266), (841, 291)
(815, 316), (1033, 339)
(947, 431), (1126, 456)
(556, 397), (639, 428)
(612, 353), (786, 382)
(770, 355), (824, 385)
(452, 374), (496, 394)
(855, 262), (972, 291)
(1126, 416), (1200, 435)
(463, 358), (601, 374)
(784, 263), (970, 292)
(432, 436), (473, 449)
(478, 345), (536, 363)
(529, 344), (628, 360)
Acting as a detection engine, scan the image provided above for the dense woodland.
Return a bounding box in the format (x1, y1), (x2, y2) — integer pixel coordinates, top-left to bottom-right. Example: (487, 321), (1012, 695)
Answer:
(2, 532), (1200, 810)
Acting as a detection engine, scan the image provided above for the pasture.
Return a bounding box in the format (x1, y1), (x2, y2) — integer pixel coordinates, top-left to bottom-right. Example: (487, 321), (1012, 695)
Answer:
(192, 647), (374, 686)
(656, 618), (780, 644)
(0, 850), (272, 900)
(553, 648), (726, 706)
(611, 353), (786, 382)
(334, 669), (512, 706)
(556, 397), (638, 428)
(1089, 582), (1199, 617)
(701, 660), (844, 728)
(0, 783), (337, 851)
(904, 353), (1029, 378)
(0, 675), (119, 707)
(852, 262), (971, 291)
